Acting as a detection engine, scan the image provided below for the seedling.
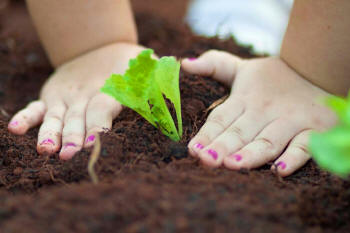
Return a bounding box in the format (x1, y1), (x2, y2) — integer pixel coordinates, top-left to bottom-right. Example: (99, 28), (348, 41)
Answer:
(310, 93), (350, 178)
(101, 49), (182, 141)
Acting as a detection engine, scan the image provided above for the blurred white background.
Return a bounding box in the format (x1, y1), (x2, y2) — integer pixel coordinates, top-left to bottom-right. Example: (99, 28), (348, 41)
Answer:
(186, 0), (294, 55)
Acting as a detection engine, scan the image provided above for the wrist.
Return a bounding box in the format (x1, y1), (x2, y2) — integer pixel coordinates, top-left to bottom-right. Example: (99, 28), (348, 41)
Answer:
(280, 0), (350, 96)
(55, 42), (145, 72)
(55, 40), (139, 70)
(280, 52), (349, 97)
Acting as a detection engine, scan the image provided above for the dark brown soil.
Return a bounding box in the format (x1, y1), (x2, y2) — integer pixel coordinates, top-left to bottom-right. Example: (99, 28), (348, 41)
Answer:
(0, 1), (349, 233)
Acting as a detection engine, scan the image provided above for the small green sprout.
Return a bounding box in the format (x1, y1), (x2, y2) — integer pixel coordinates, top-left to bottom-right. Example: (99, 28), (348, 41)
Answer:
(310, 93), (350, 177)
(101, 49), (182, 141)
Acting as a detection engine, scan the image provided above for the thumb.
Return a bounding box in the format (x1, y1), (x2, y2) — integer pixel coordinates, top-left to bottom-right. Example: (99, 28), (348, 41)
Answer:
(181, 50), (243, 86)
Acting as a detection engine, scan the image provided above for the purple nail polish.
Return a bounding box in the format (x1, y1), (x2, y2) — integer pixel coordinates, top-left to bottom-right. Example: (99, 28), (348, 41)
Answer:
(194, 143), (204, 150)
(207, 149), (218, 160)
(86, 135), (95, 143)
(40, 139), (55, 145)
(231, 154), (242, 162)
(64, 142), (76, 149)
(276, 161), (287, 170)
(9, 121), (18, 127)
(188, 57), (197, 61)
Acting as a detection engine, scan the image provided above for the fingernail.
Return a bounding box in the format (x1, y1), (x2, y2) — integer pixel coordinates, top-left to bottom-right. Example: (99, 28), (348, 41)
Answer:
(9, 121), (18, 127)
(276, 161), (287, 170)
(194, 143), (204, 150)
(40, 139), (55, 146)
(64, 143), (76, 149)
(230, 154), (242, 162)
(86, 135), (95, 143)
(207, 149), (218, 161)
(188, 57), (197, 61)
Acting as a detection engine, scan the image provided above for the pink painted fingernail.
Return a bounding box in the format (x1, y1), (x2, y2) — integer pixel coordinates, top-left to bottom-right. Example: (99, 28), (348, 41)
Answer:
(188, 58), (197, 61)
(276, 161), (287, 170)
(207, 149), (218, 160)
(86, 135), (95, 143)
(40, 139), (55, 146)
(230, 154), (242, 162)
(9, 121), (19, 127)
(194, 143), (204, 150)
(64, 143), (76, 149)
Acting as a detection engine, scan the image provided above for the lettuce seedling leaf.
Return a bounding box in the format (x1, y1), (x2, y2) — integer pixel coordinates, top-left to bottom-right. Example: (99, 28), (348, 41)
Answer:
(155, 57), (183, 137)
(100, 49), (182, 141)
(310, 92), (350, 177)
(310, 126), (350, 177)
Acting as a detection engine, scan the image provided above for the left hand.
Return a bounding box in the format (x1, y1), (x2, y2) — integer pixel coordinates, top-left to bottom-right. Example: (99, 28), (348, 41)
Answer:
(182, 50), (337, 176)
(8, 43), (145, 160)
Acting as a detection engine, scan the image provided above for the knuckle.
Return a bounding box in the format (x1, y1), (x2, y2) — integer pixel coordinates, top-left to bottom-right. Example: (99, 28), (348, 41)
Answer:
(63, 132), (84, 141)
(256, 137), (274, 148)
(206, 115), (227, 131)
(87, 97), (104, 108)
(246, 104), (265, 115)
(229, 97), (245, 108)
(210, 140), (229, 154)
(87, 126), (109, 133)
(206, 49), (221, 57)
(88, 101), (120, 117)
(39, 130), (61, 139)
(65, 110), (83, 120)
(110, 104), (122, 117)
(50, 104), (66, 112)
(228, 125), (243, 136)
(194, 131), (211, 143)
(284, 111), (303, 125)
(291, 142), (309, 155)
(310, 115), (323, 128)
(45, 106), (65, 118)
(255, 137), (274, 150)
(28, 100), (44, 108)
(311, 113), (335, 129)
(16, 108), (28, 117)
(44, 113), (62, 122)
(207, 111), (225, 123)
(227, 125), (246, 144)
(259, 100), (273, 110)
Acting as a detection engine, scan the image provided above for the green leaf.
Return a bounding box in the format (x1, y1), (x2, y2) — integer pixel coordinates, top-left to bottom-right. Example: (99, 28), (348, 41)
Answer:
(310, 127), (350, 177)
(325, 95), (350, 126)
(100, 49), (182, 141)
(154, 57), (183, 137)
(309, 92), (350, 177)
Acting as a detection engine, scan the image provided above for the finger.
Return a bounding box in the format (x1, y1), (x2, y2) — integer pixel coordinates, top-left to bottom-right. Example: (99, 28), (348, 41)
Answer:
(197, 111), (269, 167)
(59, 101), (88, 160)
(8, 100), (46, 135)
(271, 129), (312, 177)
(223, 118), (301, 170)
(188, 97), (244, 156)
(84, 94), (122, 147)
(37, 102), (66, 155)
(182, 50), (244, 86)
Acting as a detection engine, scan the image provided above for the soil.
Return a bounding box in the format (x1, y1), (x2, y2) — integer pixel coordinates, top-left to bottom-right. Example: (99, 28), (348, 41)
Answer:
(0, 1), (349, 233)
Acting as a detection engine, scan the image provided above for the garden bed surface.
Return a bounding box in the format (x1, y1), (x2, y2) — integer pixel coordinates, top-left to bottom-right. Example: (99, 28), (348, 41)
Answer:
(0, 1), (349, 233)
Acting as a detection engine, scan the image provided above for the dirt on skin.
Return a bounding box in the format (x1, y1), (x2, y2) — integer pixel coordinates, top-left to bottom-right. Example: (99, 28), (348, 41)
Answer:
(0, 1), (349, 233)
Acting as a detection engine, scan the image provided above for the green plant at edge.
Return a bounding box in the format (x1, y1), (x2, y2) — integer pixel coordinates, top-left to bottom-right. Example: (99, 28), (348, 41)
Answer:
(310, 93), (350, 177)
(100, 49), (182, 141)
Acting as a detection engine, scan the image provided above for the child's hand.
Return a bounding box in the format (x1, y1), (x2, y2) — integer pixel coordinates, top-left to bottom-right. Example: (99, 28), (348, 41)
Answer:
(182, 51), (337, 176)
(8, 43), (145, 160)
